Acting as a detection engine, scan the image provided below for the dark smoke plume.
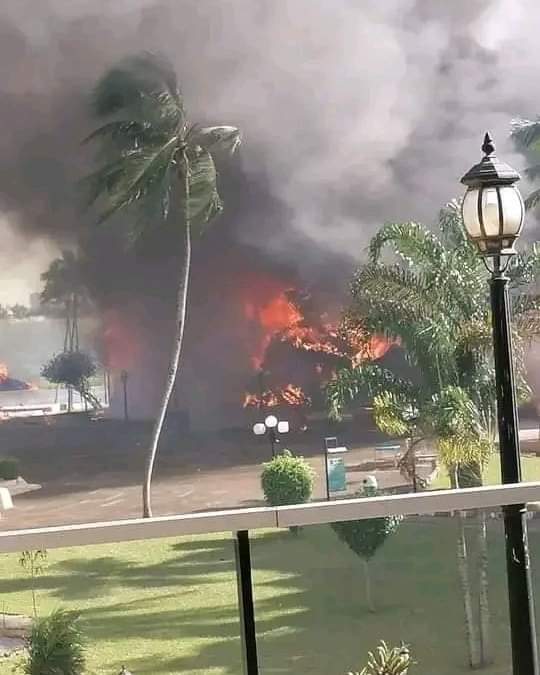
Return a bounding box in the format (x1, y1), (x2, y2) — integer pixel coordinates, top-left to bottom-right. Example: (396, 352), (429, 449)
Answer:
(0, 0), (538, 424)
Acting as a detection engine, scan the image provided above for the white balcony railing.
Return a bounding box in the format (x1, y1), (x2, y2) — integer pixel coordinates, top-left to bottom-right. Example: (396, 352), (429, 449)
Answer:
(1, 481), (539, 553)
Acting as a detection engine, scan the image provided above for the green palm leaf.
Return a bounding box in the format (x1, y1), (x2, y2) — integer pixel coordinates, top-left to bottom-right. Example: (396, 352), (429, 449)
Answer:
(326, 364), (416, 420)
(511, 118), (540, 150)
(525, 188), (540, 210)
(368, 221), (445, 271)
(511, 118), (540, 210)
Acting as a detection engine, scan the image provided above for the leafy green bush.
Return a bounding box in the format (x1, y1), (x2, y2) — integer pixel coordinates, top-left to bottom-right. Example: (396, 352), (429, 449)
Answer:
(0, 457), (19, 480)
(349, 641), (412, 674)
(24, 610), (86, 675)
(261, 449), (314, 506)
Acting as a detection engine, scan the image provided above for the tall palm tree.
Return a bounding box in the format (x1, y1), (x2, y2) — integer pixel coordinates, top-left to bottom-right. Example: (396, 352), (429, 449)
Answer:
(41, 249), (86, 351)
(327, 201), (540, 668)
(84, 53), (240, 518)
(41, 250), (88, 411)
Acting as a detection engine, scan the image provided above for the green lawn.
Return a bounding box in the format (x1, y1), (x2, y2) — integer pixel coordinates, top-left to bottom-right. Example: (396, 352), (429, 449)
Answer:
(0, 517), (537, 674)
(431, 453), (540, 489)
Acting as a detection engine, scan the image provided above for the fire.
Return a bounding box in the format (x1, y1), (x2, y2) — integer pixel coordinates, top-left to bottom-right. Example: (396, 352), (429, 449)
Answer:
(0, 362), (32, 391)
(244, 292), (302, 369)
(242, 285), (392, 411)
(243, 383), (311, 409)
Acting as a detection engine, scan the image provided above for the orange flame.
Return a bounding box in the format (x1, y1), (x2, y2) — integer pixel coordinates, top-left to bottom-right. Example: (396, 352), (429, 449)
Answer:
(244, 292), (302, 369)
(243, 383), (311, 409)
(242, 284), (392, 410)
(0, 363), (8, 382)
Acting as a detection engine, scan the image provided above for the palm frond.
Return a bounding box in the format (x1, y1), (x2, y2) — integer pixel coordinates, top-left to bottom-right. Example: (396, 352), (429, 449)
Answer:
(368, 221), (445, 271)
(186, 146), (223, 230)
(352, 264), (435, 320)
(524, 164), (540, 181)
(511, 118), (540, 150)
(353, 641), (412, 675)
(372, 391), (416, 437)
(525, 188), (540, 211)
(326, 364), (416, 420)
(508, 244), (540, 286)
(85, 135), (179, 223)
(92, 52), (182, 119)
(437, 436), (492, 472)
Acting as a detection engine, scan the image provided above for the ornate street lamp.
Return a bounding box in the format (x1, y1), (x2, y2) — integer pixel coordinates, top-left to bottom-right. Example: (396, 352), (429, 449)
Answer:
(253, 414), (289, 458)
(461, 133), (538, 675)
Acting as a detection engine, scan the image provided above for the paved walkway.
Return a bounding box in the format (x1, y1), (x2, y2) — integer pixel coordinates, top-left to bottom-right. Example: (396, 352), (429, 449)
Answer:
(0, 417), (431, 530)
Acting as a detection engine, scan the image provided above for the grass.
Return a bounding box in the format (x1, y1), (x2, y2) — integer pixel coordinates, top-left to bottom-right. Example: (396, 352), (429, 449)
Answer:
(431, 453), (540, 489)
(0, 517), (535, 675)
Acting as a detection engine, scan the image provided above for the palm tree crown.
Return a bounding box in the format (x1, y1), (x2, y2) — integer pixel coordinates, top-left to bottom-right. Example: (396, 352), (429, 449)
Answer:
(84, 52), (240, 235)
(327, 201), (540, 472)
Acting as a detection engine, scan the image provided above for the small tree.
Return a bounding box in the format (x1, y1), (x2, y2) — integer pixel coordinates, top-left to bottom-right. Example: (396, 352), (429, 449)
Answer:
(332, 489), (401, 612)
(10, 304), (30, 320)
(41, 352), (100, 410)
(261, 450), (314, 506)
(349, 641), (413, 675)
(19, 550), (48, 617)
(24, 610), (85, 675)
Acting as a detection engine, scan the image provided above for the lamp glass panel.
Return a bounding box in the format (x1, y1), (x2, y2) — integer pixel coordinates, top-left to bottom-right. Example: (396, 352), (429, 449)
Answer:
(499, 185), (524, 236)
(480, 187), (501, 236)
(462, 188), (482, 237)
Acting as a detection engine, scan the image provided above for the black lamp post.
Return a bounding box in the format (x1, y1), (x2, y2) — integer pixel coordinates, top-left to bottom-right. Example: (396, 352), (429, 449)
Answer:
(461, 133), (538, 675)
(120, 370), (129, 422)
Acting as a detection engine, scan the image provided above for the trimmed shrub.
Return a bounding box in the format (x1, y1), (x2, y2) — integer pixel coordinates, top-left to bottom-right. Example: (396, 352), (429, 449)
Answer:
(24, 610), (86, 675)
(41, 351), (96, 389)
(332, 489), (402, 611)
(332, 515), (402, 561)
(261, 449), (314, 506)
(0, 457), (19, 480)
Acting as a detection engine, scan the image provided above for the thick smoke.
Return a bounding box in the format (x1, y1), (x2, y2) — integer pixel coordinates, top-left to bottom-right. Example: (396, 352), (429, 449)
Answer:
(0, 0), (539, 424)
(0, 0), (538, 254)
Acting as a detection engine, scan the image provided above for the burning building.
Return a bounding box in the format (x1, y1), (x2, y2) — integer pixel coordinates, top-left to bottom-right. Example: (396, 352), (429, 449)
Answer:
(242, 287), (389, 423)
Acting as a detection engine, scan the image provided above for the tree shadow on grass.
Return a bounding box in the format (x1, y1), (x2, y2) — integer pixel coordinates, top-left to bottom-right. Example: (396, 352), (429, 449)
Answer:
(2, 522), (520, 674)
(0, 539), (235, 601)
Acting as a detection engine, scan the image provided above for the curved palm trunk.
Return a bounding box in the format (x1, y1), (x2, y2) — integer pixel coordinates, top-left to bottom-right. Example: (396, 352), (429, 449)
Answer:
(142, 161), (191, 518)
(477, 509), (492, 665)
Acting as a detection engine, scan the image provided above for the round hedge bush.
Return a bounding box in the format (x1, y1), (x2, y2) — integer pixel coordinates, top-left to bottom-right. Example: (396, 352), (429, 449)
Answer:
(0, 457), (19, 480)
(261, 449), (315, 507)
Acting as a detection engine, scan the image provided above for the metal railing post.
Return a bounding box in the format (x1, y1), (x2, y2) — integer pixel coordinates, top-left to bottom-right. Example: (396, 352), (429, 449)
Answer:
(234, 530), (259, 675)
